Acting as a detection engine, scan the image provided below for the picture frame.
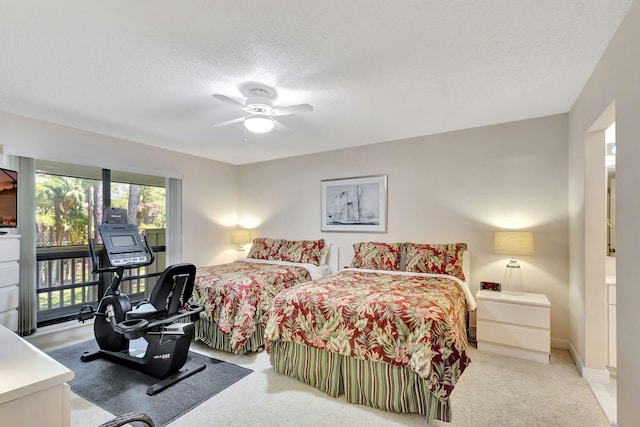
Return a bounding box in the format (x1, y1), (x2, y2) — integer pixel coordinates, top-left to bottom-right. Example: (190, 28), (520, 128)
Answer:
(321, 174), (387, 233)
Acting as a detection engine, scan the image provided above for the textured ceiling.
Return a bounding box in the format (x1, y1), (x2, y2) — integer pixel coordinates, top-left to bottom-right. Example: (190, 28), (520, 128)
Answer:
(0, 1), (633, 165)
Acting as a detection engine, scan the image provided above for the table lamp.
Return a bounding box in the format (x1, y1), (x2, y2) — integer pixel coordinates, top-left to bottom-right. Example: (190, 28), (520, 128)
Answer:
(494, 231), (534, 294)
(231, 229), (252, 251)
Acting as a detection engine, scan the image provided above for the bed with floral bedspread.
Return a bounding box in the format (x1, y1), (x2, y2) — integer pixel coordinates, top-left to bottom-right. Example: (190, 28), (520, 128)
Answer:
(191, 238), (331, 354)
(264, 242), (475, 423)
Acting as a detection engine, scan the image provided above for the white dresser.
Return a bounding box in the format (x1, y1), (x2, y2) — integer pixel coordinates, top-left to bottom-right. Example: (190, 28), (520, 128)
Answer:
(0, 234), (20, 331)
(0, 324), (74, 427)
(476, 290), (551, 364)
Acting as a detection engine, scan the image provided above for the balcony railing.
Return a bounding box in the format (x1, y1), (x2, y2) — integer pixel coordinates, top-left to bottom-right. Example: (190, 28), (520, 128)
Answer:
(36, 244), (166, 327)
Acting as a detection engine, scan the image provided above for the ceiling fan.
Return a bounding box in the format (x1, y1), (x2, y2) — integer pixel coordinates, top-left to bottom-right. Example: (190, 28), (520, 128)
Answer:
(212, 87), (313, 134)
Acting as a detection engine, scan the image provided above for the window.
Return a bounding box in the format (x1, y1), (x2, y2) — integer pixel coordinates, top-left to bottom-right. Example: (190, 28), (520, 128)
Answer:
(35, 161), (167, 326)
(36, 174), (103, 246)
(109, 181), (166, 232)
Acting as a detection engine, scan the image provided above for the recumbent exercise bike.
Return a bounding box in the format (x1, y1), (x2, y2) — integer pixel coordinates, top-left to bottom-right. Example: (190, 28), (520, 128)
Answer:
(78, 209), (205, 395)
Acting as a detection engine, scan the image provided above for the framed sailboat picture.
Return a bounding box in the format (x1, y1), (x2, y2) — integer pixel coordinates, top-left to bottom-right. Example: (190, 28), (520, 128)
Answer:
(321, 175), (387, 232)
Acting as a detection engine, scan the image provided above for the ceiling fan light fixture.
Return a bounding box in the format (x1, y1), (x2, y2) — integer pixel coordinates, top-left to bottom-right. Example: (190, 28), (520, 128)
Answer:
(244, 113), (274, 133)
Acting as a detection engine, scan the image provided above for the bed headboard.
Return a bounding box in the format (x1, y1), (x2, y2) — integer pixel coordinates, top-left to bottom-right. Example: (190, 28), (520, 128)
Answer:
(326, 244), (339, 274)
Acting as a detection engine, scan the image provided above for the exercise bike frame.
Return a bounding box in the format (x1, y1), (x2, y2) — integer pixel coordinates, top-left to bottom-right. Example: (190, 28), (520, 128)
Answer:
(79, 232), (205, 395)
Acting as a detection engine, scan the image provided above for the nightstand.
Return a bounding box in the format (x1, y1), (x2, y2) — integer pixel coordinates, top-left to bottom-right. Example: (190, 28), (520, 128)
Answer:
(476, 290), (550, 364)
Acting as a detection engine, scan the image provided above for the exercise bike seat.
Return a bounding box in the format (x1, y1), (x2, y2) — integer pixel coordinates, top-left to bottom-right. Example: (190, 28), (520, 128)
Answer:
(126, 263), (197, 321)
(126, 303), (163, 320)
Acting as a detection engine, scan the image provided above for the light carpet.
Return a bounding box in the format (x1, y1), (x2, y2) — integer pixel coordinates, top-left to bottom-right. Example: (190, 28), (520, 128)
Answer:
(62, 341), (609, 427)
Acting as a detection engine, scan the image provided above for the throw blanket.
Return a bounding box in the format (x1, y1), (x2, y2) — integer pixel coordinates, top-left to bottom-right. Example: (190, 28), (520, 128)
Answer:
(265, 269), (471, 400)
(192, 261), (312, 352)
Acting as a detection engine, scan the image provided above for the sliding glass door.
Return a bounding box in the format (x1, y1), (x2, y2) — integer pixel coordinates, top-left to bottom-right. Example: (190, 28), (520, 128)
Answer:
(35, 161), (167, 326)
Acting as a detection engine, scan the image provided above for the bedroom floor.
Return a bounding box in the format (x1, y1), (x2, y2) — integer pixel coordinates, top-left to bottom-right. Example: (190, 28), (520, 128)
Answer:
(32, 324), (609, 427)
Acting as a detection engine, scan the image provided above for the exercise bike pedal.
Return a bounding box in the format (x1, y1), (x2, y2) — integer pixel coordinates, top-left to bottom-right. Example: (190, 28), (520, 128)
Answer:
(77, 305), (95, 323)
(80, 350), (102, 362)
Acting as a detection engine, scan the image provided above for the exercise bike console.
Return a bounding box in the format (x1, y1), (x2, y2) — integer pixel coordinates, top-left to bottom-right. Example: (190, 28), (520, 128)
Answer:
(99, 223), (151, 267)
(79, 215), (205, 395)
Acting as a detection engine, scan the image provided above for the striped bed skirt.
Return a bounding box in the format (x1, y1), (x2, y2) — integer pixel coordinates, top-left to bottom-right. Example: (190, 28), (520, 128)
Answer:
(195, 318), (265, 354)
(269, 340), (452, 423)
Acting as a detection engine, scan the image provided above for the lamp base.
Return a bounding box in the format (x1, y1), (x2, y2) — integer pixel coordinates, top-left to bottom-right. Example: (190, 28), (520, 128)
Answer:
(503, 265), (526, 295)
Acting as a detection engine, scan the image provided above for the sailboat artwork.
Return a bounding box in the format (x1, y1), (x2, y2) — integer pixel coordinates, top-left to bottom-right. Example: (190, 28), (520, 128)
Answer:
(327, 184), (379, 225)
(321, 175), (387, 233)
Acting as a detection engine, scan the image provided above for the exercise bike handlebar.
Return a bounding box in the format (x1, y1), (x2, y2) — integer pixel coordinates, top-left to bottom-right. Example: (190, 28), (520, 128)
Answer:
(88, 235), (156, 274)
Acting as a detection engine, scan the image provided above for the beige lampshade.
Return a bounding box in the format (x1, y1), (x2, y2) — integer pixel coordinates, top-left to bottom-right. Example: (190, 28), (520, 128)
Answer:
(231, 229), (252, 244)
(494, 231), (534, 256)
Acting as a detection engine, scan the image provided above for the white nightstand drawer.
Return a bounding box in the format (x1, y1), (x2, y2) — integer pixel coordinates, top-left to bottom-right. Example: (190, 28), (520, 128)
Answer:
(477, 298), (549, 329)
(477, 319), (550, 353)
(475, 290), (551, 363)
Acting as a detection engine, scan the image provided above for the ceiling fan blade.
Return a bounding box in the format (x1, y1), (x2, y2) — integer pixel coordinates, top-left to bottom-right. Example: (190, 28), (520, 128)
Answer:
(213, 116), (245, 127)
(212, 94), (248, 110)
(272, 103), (313, 116)
(273, 118), (292, 133)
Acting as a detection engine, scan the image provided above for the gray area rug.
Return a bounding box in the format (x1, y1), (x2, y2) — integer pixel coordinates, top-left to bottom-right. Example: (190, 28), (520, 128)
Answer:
(48, 340), (252, 426)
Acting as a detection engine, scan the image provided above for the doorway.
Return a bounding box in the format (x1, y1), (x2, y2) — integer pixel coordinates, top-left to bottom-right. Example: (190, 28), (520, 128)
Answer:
(584, 103), (616, 424)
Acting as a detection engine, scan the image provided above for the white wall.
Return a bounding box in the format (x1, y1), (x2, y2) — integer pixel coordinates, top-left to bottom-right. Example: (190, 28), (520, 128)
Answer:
(568, 0), (640, 424)
(239, 114), (570, 342)
(0, 111), (239, 267)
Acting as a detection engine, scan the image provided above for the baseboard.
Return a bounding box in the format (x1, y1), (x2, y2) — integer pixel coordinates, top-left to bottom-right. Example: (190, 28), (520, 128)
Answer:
(566, 340), (612, 383)
(582, 366), (612, 383)
(568, 341), (584, 374)
(25, 319), (94, 350)
(551, 338), (570, 350)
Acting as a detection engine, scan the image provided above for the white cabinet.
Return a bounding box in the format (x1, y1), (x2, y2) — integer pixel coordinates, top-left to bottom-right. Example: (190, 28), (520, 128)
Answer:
(0, 235), (20, 331)
(608, 282), (616, 368)
(476, 290), (551, 364)
(0, 324), (74, 427)
(605, 256), (616, 369)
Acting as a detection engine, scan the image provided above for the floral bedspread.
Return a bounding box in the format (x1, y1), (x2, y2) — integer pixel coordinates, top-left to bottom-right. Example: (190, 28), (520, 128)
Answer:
(265, 269), (471, 400)
(192, 261), (312, 352)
